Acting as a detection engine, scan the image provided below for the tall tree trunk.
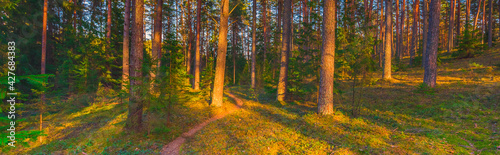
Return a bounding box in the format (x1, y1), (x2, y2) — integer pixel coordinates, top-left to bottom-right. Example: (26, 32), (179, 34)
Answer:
(396, 0), (400, 61)
(318, 0), (336, 115)
(448, 0), (455, 53)
(487, 0), (492, 47)
(473, 0), (484, 31)
(123, 0), (131, 90)
(410, 0), (419, 66)
(481, 0), (485, 44)
(40, 0), (48, 143)
(456, 0), (460, 41)
(194, 0), (202, 90)
(251, 0), (257, 89)
(383, 0), (392, 80)
(187, 0), (193, 82)
(422, 0), (429, 68)
(263, 0), (267, 73)
(277, 0), (291, 101)
(379, 0), (384, 68)
(152, 0), (163, 84)
(128, 0), (144, 131)
(424, 0), (440, 88)
(211, 0), (230, 107)
(401, 0), (406, 59)
(107, 0), (112, 41)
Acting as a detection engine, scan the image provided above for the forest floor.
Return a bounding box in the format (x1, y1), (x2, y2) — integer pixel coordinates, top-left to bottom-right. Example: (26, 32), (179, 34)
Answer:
(180, 48), (500, 154)
(7, 46), (500, 154)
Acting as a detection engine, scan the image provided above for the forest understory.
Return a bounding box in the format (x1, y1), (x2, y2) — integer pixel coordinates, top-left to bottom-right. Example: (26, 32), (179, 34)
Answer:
(8, 46), (499, 154)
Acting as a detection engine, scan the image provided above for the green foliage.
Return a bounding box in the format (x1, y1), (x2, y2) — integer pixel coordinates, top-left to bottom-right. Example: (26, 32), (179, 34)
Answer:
(454, 26), (483, 59)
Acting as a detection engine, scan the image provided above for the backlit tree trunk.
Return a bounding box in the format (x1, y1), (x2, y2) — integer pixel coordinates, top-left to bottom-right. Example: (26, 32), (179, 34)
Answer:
(448, 0), (455, 53)
(424, 0), (440, 88)
(263, 0), (267, 73)
(122, 0), (130, 90)
(128, 0), (145, 131)
(277, 0), (291, 101)
(318, 0), (336, 115)
(487, 0), (492, 47)
(194, 0), (202, 90)
(40, 0), (48, 143)
(396, 0), (400, 61)
(383, 0), (392, 80)
(251, 0), (257, 89)
(211, 0), (230, 107)
(456, 0), (460, 40)
(152, 0), (162, 82)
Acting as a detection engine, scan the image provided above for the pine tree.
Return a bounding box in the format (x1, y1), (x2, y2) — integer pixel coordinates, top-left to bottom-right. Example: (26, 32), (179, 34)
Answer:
(318, 0), (336, 115)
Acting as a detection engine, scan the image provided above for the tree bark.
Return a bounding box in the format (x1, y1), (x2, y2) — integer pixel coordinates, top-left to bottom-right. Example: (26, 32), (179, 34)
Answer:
(396, 0), (400, 61)
(128, 0), (144, 131)
(473, 0), (484, 31)
(251, 0), (257, 89)
(318, 0), (336, 115)
(194, 0), (202, 90)
(487, 0), (492, 47)
(456, 0), (460, 40)
(41, 0), (48, 142)
(410, 0), (419, 66)
(277, 0), (291, 101)
(187, 0), (193, 82)
(122, 0), (130, 90)
(263, 0), (268, 73)
(152, 0), (162, 83)
(422, 0), (428, 68)
(383, 0), (392, 80)
(448, 0), (455, 53)
(211, 0), (230, 107)
(424, 0), (440, 88)
(401, 0), (406, 59)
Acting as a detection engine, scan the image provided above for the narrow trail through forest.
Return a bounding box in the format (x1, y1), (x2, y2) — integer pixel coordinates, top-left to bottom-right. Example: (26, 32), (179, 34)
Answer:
(160, 91), (244, 155)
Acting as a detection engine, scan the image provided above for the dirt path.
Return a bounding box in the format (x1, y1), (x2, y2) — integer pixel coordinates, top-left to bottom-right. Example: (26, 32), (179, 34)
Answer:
(160, 92), (243, 155)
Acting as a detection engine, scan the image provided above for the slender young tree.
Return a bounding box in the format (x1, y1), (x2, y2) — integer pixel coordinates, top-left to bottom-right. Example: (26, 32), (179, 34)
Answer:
(263, 0), (268, 73)
(123, 0), (131, 90)
(487, 0), (492, 47)
(194, 0), (202, 90)
(396, 0), (400, 60)
(40, 0), (48, 143)
(251, 0), (257, 89)
(473, 0), (484, 31)
(152, 0), (163, 82)
(277, 0), (291, 101)
(383, 0), (392, 80)
(187, 0), (193, 81)
(410, 0), (419, 66)
(318, 0), (336, 115)
(424, 0), (440, 88)
(456, 0), (460, 39)
(448, 0), (455, 53)
(211, 0), (230, 107)
(128, 0), (145, 131)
